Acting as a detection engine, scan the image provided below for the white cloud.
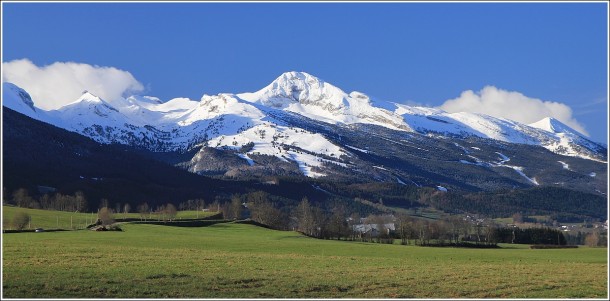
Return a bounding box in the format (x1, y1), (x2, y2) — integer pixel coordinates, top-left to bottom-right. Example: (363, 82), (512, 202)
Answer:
(439, 86), (588, 136)
(2, 59), (144, 110)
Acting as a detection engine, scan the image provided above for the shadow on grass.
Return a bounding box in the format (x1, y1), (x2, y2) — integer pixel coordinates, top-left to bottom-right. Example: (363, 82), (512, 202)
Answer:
(129, 219), (231, 227)
(3, 229), (70, 234)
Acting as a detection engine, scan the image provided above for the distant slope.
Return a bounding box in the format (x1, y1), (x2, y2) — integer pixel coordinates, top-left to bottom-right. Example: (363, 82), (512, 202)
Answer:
(2, 108), (606, 220)
(3, 72), (606, 179)
(1, 108), (348, 211)
(2, 107), (242, 209)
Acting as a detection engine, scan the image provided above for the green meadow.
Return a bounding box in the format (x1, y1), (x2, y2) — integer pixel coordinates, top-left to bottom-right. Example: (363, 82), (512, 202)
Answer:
(2, 215), (607, 298)
(2, 206), (217, 230)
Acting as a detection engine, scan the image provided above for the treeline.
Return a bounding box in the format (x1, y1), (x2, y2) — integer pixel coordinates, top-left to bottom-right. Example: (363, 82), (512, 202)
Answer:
(7, 185), (592, 248)
(134, 203), (178, 222)
(564, 230), (608, 247)
(419, 186), (607, 221)
(209, 192), (556, 247)
(214, 192), (572, 247)
(6, 188), (87, 212)
(493, 227), (567, 245)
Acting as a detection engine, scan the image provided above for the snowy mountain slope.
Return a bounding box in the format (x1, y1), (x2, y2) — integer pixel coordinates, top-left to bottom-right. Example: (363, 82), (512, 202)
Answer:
(237, 72), (410, 131)
(173, 93), (349, 178)
(38, 92), (177, 149)
(2, 82), (39, 119)
(2, 72), (607, 183)
(527, 117), (606, 161)
(50, 92), (132, 126)
(393, 104), (605, 161)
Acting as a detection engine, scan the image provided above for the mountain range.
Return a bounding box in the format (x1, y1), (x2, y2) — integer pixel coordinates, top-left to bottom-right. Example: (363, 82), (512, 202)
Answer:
(2, 72), (607, 198)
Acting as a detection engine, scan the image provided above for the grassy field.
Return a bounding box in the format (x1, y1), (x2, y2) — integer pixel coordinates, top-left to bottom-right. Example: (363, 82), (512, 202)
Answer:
(2, 220), (607, 298)
(2, 206), (218, 230)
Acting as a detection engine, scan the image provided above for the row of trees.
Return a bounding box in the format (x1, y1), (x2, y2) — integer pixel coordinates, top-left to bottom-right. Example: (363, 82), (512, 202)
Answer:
(9, 188), (87, 212)
(223, 192), (574, 247)
(133, 203), (178, 221)
(565, 230), (608, 247)
(6, 187), (604, 247)
(97, 203), (178, 225)
(241, 194), (496, 246)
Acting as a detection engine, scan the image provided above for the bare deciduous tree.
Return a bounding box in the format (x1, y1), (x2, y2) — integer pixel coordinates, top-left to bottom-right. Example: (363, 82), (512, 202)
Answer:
(74, 191), (87, 212)
(98, 207), (115, 226)
(327, 204), (348, 240)
(585, 231), (600, 247)
(165, 203), (177, 221)
(12, 188), (35, 208)
(137, 202), (149, 221)
(397, 214), (413, 245)
(248, 194), (287, 230)
(11, 211), (31, 230)
(100, 198), (109, 209)
(229, 196), (243, 220)
(295, 197), (315, 236)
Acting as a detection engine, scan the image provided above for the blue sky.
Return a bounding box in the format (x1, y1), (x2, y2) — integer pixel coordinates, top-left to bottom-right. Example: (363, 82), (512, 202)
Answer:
(2, 2), (608, 143)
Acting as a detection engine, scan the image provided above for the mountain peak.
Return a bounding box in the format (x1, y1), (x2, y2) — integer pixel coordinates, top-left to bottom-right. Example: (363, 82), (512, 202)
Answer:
(243, 71), (346, 109)
(273, 71), (324, 85)
(529, 117), (572, 134)
(2, 82), (38, 118)
(77, 90), (104, 103)
(58, 90), (120, 118)
(267, 71), (332, 99)
(3, 82), (36, 110)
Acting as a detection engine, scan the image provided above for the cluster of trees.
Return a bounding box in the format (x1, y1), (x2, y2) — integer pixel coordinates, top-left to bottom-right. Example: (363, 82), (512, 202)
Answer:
(7, 188), (88, 212)
(294, 197), (350, 239)
(96, 203), (178, 225)
(565, 230), (608, 247)
(583, 230), (607, 247)
(5, 185), (603, 248)
(422, 186), (607, 221)
(220, 196), (244, 221)
(155, 204), (178, 221)
(134, 202), (178, 221)
(178, 199), (206, 212)
(493, 227), (567, 245)
(216, 191), (573, 248)
(231, 193), (498, 246)
(245, 191), (288, 229)
(392, 215), (500, 246)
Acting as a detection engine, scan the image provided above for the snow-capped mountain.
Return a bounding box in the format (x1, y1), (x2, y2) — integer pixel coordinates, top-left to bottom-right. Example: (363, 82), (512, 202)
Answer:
(2, 72), (607, 189)
(527, 117), (606, 160)
(2, 82), (39, 119)
(237, 71), (409, 131)
(393, 104), (605, 162)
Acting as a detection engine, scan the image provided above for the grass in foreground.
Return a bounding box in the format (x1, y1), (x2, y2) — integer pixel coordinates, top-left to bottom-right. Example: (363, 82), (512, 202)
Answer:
(2, 222), (607, 298)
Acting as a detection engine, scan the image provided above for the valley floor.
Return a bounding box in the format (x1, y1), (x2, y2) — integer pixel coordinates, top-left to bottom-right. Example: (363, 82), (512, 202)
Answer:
(2, 222), (607, 298)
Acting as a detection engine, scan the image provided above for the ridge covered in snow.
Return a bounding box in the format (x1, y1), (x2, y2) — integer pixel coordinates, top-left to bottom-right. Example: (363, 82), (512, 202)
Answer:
(2, 72), (607, 179)
(237, 71), (409, 131)
(2, 82), (38, 119)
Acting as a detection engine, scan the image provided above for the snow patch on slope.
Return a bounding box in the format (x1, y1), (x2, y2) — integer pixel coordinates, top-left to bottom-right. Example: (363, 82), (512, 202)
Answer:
(496, 152), (510, 164)
(345, 145), (370, 153)
(506, 166), (539, 185)
(558, 161), (571, 171)
(237, 153), (255, 166)
(206, 122), (345, 178)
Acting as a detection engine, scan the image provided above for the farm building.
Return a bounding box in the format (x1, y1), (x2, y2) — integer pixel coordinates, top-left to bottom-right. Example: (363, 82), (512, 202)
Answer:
(352, 223), (395, 237)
